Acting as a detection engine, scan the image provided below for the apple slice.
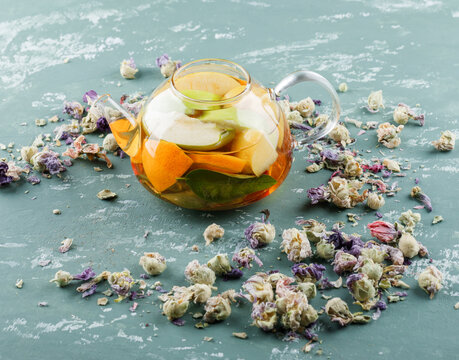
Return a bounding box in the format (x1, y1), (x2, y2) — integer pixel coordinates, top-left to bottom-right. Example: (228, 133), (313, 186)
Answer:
(231, 128), (278, 176)
(180, 89), (221, 111)
(174, 72), (241, 97)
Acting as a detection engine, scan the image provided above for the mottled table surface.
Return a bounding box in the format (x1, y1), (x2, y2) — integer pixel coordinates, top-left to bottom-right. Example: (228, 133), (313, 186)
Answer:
(1, 0), (458, 359)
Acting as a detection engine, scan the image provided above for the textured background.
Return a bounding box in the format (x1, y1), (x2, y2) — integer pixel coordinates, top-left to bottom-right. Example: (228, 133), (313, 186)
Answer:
(1, 0), (458, 359)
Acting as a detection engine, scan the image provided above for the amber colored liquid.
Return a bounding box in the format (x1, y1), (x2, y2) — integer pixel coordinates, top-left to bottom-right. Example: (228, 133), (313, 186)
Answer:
(112, 79), (293, 211)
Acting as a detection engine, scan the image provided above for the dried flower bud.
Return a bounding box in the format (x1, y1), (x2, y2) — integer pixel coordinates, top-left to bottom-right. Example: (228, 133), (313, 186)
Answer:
(325, 297), (354, 326)
(49, 270), (73, 287)
(103, 134), (119, 152)
(251, 301), (278, 331)
(20, 146), (38, 163)
(418, 265), (443, 299)
(203, 223), (224, 246)
(316, 239), (336, 260)
(108, 270), (133, 302)
(367, 220), (400, 243)
(299, 219), (326, 243)
(377, 123), (403, 148)
(367, 90), (384, 112)
(343, 157), (363, 177)
(398, 233), (420, 258)
(297, 282), (317, 300)
(120, 58), (138, 79)
(360, 245), (387, 263)
(266, 272), (287, 288)
(347, 273), (376, 303)
(329, 123), (351, 144)
(207, 254), (232, 276)
(432, 130), (455, 151)
(291, 263), (326, 283)
(410, 186), (432, 212)
(358, 258), (383, 281)
(306, 162), (323, 173)
(232, 247), (263, 269)
(189, 284), (213, 304)
(338, 83), (348, 92)
(399, 210), (421, 233)
(242, 274), (274, 303)
(184, 260), (216, 285)
(332, 250), (357, 275)
(163, 298), (189, 320)
(203, 294), (232, 323)
(245, 222), (276, 249)
(383, 158), (400, 172)
(366, 192), (385, 210)
(280, 228), (312, 263)
(328, 176), (368, 209)
(393, 103), (425, 126)
(139, 252), (167, 276)
(294, 97), (315, 117)
(286, 110), (304, 125)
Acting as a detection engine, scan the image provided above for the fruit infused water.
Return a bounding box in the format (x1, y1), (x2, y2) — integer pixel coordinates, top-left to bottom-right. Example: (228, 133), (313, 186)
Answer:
(121, 62), (293, 210)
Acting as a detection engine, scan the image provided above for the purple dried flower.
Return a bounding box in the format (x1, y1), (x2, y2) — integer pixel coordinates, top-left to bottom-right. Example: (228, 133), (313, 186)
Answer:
(394, 291), (408, 297)
(155, 286), (168, 294)
(156, 53), (170, 68)
(119, 150), (126, 159)
(83, 90), (98, 104)
(291, 263), (326, 282)
(63, 101), (84, 120)
(139, 273), (150, 279)
(41, 153), (66, 175)
(403, 258), (412, 266)
(375, 212), (383, 219)
(26, 176), (41, 185)
(320, 148), (341, 162)
(373, 300), (387, 311)
(96, 117), (111, 133)
(65, 137), (74, 145)
(313, 99), (322, 106)
(332, 251), (357, 275)
(307, 184), (329, 205)
(82, 284), (97, 298)
(304, 327), (318, 341)
(223, 267), (244, 281)
(0, 162), (13, 186)
(232, 248), (263, 269)
(327, 229), (346, 249)
(410, 186), (432, 212)
(382, 170), (392, 178)
(73, 267), (96, 281)
(414, 178), (419, 184)
(290, 122), (312, 131)
(172, 318), (185, 326)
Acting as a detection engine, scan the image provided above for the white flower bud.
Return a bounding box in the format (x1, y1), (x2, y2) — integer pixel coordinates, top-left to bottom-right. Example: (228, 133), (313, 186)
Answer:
(383, 158), (401, 172)
(163, 298), (189, 320)
(139, 252), (167, 275)
(280, 228), (312, 263)
(207, 254), (232, 276)
(393, 105), (410, 125)
(103, 134), (119, 152)
(49, 270), (73, 287)
(294, 97), (315, 117)
(338, 82), (348, 92)
(432, 130), (456, 151)
(184, 260), (216, 285)
(203, 223), (224, 246)
(366, 192), (385, 210)
(367, 90), (384, 112)
(418, 265), (443, 299)
(286, 110), (304, 125)
(120, 59), (138, 79)
(398, 233), (420, 258)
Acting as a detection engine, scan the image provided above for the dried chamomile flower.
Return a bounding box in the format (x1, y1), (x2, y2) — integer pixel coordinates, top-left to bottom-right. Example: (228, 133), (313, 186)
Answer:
(139, 252), (167, 275)
(338, 82), (348, 92)
(203, 294), (232, 323)
(286, 110), (304, 125)
(377, 123), (403, 148)
(418, 265), (443, 299)
(306, 162), (323, 173)
(63, 101), (84, 120)
(410, 186), (432, 212)
(366, 90), (384, 113)
(291, 263), (326, 283)
(184, 260), (216, 286)
(108, 270), (133, 302)
(316, 239), (336, 260)
(297, 282), (317, 300)
(242, 274), (274, 303)
(325, 297), (354, 326)
(120, 57), (138, 79)
(103, 134), (119, 152)
(332, 251), (357, 274)
(207, 254), (232, 276)
(367, 220), (400, 243)
(366, 192), (385, 210)
(245, 222), (275, 248)
(432, 215), (444, 224)
(432, 130), (455, 151)
(328, 176), (368, 209)
(397, 233), (420, 258)
(232, 247), (263, 269)
(20, 146), (38, 163)
(399, 210), (421, 233)
(156, 53), (181, 78)
(251, 301), (278, 331)
(383, 158), (401, 172)
(163, 297), (189, 320)
(189, 284), (213, 304)
(358, 258), (383, 282)
(297, 219), (326, 244)
(343, 156), (363, 178)
(49, 270), (73, 287)
(329, 123), (351, 145)
(293, 97), (315, 117)
(393, 103), (425, 126)
(280, 228), (312, 263)
(97, 189), (117, 200)
(203, 223), (224, 246)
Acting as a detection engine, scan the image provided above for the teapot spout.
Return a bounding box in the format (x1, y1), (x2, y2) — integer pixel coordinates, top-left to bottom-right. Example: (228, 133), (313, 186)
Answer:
(94, 94), (141, 158)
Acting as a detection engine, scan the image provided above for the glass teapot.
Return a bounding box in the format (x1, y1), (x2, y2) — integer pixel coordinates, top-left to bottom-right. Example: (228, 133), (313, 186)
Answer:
(97, 59), (340, 210)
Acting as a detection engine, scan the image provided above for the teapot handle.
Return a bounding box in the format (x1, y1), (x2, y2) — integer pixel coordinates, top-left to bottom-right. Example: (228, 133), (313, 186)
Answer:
(273, 70), (340, 145)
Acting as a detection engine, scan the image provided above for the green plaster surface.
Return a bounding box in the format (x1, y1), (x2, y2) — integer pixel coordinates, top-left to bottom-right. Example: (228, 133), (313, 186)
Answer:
(1, 1), (458, 359)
